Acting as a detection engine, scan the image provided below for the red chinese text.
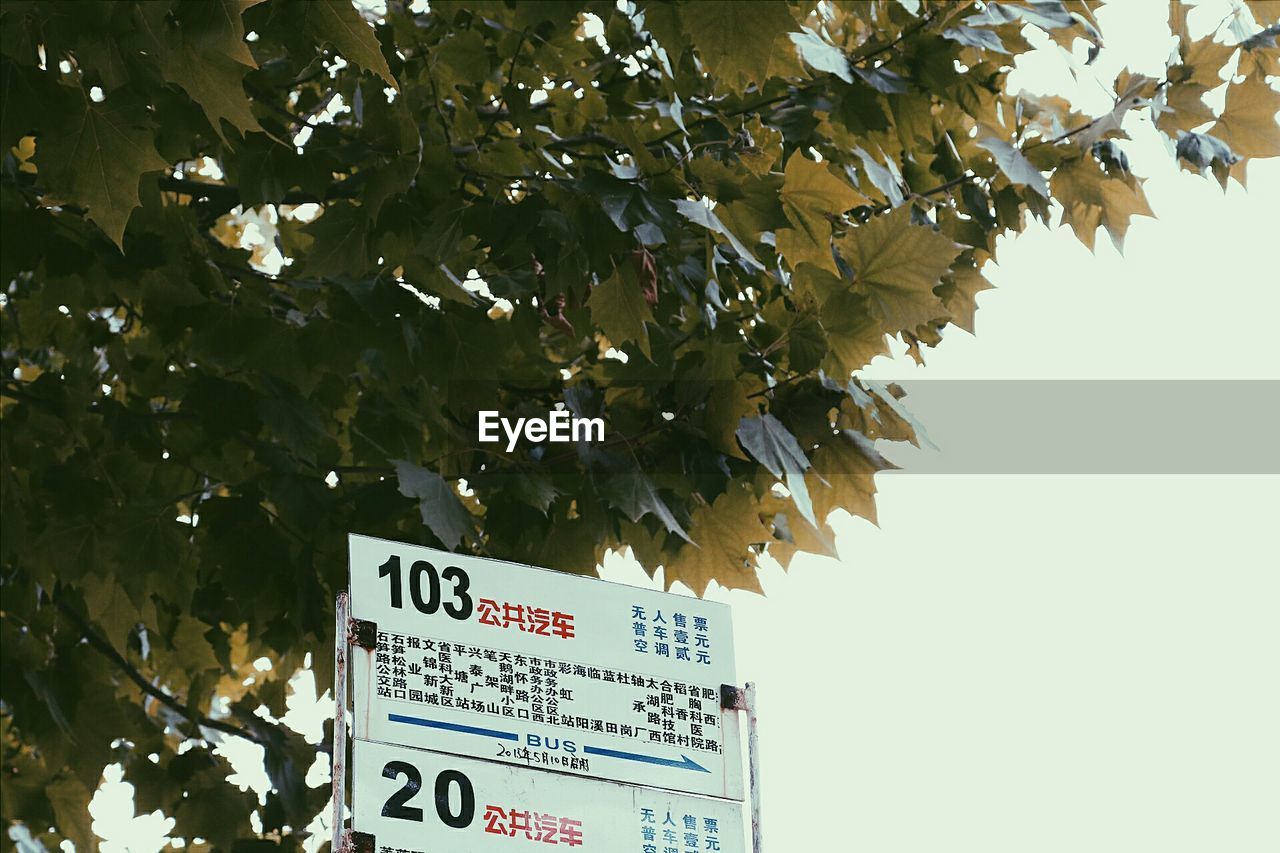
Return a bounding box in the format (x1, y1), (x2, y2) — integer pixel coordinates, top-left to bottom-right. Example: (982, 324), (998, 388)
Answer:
(477, 599), (575, 639)
(483, 805), (584, 845)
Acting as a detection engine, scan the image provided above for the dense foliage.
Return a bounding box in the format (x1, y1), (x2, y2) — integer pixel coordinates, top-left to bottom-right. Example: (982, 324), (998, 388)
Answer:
(1, 0), (1277, 844)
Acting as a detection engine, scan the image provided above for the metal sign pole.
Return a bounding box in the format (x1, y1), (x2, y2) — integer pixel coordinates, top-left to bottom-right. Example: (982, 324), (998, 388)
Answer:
(745, 682), (762, 853)
(331, 591), (350, 853)
(724, 681), (763, 852)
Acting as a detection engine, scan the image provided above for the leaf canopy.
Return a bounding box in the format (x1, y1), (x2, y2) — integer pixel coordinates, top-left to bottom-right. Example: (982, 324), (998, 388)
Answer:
(2, 0), (1277, 842)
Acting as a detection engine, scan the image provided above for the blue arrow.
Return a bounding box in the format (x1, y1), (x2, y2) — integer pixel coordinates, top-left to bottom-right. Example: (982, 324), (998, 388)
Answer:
(582, 745), (710, 772)
(388, 713), (519, 741)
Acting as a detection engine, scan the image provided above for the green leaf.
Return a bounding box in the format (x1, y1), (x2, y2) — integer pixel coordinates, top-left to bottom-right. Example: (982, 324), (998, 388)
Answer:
(509, 471), (559, 515)
(680, 0), (798, 94)
(736, 413), (817, 526)
(393, 459), (474, 549)
(590, 267), (654, 360)
(836, 206), (962, 331)
(301, 201), (370, 277)
(789, 28), (852, 81)
(46, 775), (97, 853)
(35, 88), (168, 248)
(786, 312), (827, 374)
(943, 26), (1008, 53)
(179, 0), (265, 69)
(134, 3), (262, 142)
(303, 0), (398, 90)
(82, 573), (143, 645)
(672, 198), (764, 271)
(966, 1), (1073, 30)
(777, 152), (869, 274)
(780, 153), (868, 231)
(977, 137), (1049, 198)
(603, 471), (691, 542)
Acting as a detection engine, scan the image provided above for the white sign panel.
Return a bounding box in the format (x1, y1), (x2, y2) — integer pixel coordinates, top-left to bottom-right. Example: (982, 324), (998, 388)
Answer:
(353, 739), (746, 852)
(348, 534), (743, 800)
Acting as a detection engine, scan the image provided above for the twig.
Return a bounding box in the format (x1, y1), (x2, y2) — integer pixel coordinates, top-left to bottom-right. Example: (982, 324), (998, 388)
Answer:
(53, 597), (264, 745)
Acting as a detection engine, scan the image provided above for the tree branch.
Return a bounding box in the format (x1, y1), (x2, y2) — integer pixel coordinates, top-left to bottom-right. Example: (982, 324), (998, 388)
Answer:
(53, 597), (265, 746)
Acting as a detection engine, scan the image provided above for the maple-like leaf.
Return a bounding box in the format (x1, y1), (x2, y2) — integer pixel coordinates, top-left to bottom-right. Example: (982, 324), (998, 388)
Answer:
(978, 137), (1050, 198)
(1158, 81), (1215, 135)
(603, 471), (691, 542)
(393, 459), (474, 550)
(590, 267), (654, 359)
(793, 267), (890, 376)
(82, 572), (143, 644)
(134, 3), (262, 142)
(836, 206), (962, 331)
(777, 152), (869, 273)
(303, 0), (398, 90)
(736, 413), (816, 525)
(673, 198), (765, 270)
(1211, 75), (1280, 160)
(809, 429), (895, 525)
(1097, 176), (1154, 250)
(680, 0), (798, 94)
(1174, 36), (1237, 88)
(1052, 154), (1154, 251)
(46, 776), (96, 853)
(35, 88), (168, 248)
(181, 0), (265, 69)
(666, 479), (772, 595)
(937, 265), (994, 335)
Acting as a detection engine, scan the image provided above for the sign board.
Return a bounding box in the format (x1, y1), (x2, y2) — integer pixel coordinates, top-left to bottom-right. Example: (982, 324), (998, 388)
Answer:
(347, 534), (743, 800)
(352, 739), (746, 852)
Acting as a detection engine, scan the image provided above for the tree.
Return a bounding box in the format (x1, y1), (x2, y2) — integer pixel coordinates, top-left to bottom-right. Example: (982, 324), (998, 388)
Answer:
(1, 0), (1277, 844)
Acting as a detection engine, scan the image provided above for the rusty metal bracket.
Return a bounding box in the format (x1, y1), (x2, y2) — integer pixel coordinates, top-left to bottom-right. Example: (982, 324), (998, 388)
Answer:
(721, 683), (747, 710)
(350, 617), (377, 650)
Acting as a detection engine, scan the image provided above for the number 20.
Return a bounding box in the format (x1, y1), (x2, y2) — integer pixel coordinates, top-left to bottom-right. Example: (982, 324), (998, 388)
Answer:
(378, 555), (472, 619)
(381, 760), (474, 828)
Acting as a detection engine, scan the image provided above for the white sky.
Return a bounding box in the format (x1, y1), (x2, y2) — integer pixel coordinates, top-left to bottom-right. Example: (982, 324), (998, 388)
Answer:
(79, 0), (1279, 850)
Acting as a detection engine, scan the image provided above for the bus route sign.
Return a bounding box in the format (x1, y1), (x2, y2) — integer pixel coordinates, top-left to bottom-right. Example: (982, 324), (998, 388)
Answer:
(352, 739), (746, 853)
(347, 533), (743, 800)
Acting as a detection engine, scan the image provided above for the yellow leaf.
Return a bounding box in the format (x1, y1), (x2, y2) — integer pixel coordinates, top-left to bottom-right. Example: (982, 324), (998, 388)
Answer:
(666, 480), (772, 595)
(836, 205), (960, 331)
(794, 267), (890, 376)
(681, 1), (798, 94)
(1098, 176), (1154, 250)
(11, 135), (37, 173)
(1156, 82), (1216, 135)
(1245, 0), (1279, 25)
(1052, 155), (1153, 251)
(766, 429), (895, 567)
(776, 226), (836, 274)
(937, 264), (994, 334)
(809, 429), (895, 526)
(1179, 38), (1237, 88)
(780, 152), (868, 235)
(1211, 75), (1280, 160)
